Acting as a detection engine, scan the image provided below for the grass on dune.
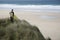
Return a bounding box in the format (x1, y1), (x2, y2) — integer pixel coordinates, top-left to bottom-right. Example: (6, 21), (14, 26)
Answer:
(0, 15), (45, 40)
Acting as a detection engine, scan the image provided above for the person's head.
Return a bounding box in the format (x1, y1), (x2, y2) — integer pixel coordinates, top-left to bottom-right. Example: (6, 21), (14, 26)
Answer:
(11, 9), (13, 12)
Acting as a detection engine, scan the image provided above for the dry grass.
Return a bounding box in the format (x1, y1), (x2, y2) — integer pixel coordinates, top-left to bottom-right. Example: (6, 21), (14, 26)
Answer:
(0, 18), (45, 40)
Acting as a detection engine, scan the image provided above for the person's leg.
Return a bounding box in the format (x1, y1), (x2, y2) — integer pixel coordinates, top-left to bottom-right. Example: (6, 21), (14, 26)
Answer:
(10, 17), (14, 22)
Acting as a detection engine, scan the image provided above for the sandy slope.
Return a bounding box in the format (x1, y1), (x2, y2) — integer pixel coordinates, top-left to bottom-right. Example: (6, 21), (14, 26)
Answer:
(0, 9), (60, 40)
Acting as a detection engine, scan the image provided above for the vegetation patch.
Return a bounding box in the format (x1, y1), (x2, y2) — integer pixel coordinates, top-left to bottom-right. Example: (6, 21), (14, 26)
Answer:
(0, 18), (45, 40)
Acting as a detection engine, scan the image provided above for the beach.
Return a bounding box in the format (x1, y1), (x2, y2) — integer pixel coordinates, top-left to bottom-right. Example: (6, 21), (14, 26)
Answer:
(0, 9), (60, 40)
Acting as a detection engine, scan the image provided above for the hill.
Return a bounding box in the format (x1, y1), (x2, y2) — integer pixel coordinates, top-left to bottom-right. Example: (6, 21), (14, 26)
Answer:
(0, 18), (45, 40)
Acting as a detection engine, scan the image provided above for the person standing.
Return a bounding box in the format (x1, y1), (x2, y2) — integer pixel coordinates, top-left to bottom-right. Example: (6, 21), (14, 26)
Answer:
(9, 9), (14, 22)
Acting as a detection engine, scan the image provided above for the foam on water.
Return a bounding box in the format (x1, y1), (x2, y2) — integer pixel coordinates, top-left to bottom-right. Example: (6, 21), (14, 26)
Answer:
(0, 4), (60, 12)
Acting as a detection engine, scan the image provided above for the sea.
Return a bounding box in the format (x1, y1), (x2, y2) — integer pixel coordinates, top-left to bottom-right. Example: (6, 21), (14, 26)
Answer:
(0, 0), (60, 12)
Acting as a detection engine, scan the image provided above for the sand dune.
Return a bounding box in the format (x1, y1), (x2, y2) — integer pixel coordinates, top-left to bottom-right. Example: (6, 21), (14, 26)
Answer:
(0, 9), (60, 40)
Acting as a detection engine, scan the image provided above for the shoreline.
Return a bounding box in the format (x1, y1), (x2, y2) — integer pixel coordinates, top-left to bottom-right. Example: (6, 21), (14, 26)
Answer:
(0, 4), (60, 12)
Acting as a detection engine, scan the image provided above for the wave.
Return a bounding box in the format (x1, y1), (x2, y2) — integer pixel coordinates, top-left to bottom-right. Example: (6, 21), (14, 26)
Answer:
(0, 4), (60, 11)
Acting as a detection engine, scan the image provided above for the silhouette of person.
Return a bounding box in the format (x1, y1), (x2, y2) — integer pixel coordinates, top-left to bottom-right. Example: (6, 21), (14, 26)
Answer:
(9, 9), (14, 22)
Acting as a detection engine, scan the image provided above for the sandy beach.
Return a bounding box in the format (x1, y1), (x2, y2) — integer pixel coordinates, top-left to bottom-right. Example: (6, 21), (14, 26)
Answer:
(0, 9), (60, 40)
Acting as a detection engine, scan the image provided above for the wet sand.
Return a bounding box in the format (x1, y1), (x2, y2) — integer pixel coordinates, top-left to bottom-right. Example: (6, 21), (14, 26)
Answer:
(0, 9), (60, 40)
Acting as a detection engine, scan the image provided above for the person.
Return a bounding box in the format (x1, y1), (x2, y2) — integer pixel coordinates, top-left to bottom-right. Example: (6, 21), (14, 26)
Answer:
(9, 9), (14, 22)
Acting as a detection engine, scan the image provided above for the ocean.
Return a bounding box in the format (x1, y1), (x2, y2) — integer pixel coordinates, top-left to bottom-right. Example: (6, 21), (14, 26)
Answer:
(0, 0), (60, 11)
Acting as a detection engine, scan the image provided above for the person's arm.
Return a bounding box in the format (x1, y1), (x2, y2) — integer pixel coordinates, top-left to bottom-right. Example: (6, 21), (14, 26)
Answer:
(13, 12), (14, 16)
